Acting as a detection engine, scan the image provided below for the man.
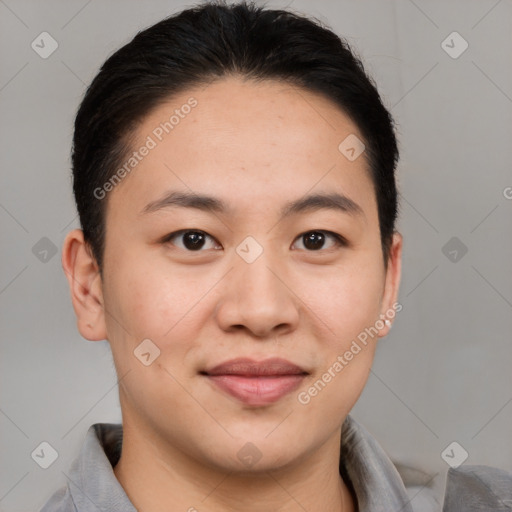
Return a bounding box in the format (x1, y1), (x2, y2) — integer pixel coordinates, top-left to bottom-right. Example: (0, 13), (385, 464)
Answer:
(41, 2), (512, 511)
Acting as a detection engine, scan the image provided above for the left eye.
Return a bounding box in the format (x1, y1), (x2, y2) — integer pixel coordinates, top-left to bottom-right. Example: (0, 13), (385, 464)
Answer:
(292, 231), (346, 251)
(163, 230), (220, 251)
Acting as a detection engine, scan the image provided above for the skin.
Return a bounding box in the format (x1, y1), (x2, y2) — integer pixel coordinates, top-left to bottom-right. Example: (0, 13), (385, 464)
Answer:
(62, 76), (402, 512)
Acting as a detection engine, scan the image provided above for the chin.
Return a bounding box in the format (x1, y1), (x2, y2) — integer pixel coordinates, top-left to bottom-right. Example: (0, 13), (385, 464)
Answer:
(199, 429), (309, 473)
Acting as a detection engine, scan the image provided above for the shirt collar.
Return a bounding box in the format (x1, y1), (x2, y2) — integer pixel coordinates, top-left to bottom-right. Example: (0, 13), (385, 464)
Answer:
(340, 415), (414, 512)
(64, 422), (134, 512)
(65, 414), (413, 512)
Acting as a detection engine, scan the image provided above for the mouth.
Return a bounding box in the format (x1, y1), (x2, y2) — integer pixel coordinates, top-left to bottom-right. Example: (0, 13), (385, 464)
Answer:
(200, 357), (309, 406)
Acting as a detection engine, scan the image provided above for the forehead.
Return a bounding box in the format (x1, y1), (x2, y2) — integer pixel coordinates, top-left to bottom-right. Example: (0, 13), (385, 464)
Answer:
(106, 76), (377, 223)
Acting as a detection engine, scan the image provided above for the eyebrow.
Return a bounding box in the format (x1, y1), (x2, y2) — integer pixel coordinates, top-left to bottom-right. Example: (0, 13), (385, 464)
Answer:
(141, 190), (365, 219)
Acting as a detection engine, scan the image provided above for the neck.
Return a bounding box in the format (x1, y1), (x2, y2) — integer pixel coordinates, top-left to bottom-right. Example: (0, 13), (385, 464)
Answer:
(113, 418), (356, 512)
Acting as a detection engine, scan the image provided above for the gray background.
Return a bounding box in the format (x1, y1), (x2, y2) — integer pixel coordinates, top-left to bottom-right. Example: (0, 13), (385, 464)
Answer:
(1, 1), (511, 511)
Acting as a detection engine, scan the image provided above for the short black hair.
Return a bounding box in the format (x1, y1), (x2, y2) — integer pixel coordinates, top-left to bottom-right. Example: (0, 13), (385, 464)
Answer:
(72, 0), (399, 271)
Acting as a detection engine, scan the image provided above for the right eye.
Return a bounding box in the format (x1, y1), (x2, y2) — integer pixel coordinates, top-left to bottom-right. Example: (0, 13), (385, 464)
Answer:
(161, 229), (222, 252)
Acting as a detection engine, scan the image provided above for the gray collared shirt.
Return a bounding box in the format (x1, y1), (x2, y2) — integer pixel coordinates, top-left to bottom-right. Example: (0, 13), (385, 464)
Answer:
(40, 414), (512, 512)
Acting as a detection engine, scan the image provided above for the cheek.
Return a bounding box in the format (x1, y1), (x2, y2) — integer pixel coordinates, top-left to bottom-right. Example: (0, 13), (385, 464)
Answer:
(102, 258), (208, 394)
(305, 259), (384, 411)
(103, 253), (224, 373)
(294, 269), (382, 419)
(292, 260), (384, 345)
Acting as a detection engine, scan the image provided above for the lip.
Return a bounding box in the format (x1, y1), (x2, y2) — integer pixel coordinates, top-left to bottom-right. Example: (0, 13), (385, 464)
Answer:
(201, 358), (308, 406)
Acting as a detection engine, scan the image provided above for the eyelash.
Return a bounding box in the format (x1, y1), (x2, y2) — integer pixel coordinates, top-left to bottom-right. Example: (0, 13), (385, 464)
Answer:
(161, 229), (348, 252)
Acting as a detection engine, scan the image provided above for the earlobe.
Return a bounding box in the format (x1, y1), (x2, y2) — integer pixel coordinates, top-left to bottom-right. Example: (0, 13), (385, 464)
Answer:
(378, 231), (403, 338)
(61, 229), (107, 341)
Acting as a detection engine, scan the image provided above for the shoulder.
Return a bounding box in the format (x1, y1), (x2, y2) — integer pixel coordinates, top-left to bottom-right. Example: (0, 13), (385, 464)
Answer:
(442, 464), (512, 511)
(39, 485), (76, 512)
(39, 423), (124, 512)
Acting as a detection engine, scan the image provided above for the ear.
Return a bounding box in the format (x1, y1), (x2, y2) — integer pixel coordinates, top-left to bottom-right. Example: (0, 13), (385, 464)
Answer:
(62, 229), (107, 341)
(377, 231), (403, 338)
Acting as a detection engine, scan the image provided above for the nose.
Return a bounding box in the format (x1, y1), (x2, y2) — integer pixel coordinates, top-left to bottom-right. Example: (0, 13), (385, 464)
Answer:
(214, 249), (300, 339)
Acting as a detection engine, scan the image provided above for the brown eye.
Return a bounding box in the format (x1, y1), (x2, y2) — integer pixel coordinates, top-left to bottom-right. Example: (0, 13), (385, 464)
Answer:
(303, 232), (326, 251)
(163, 230), (220, 251)
(292, 231), (346, 251)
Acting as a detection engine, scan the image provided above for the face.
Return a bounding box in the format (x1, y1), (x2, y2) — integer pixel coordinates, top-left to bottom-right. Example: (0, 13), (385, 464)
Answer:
(67, 76), (402, 472)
